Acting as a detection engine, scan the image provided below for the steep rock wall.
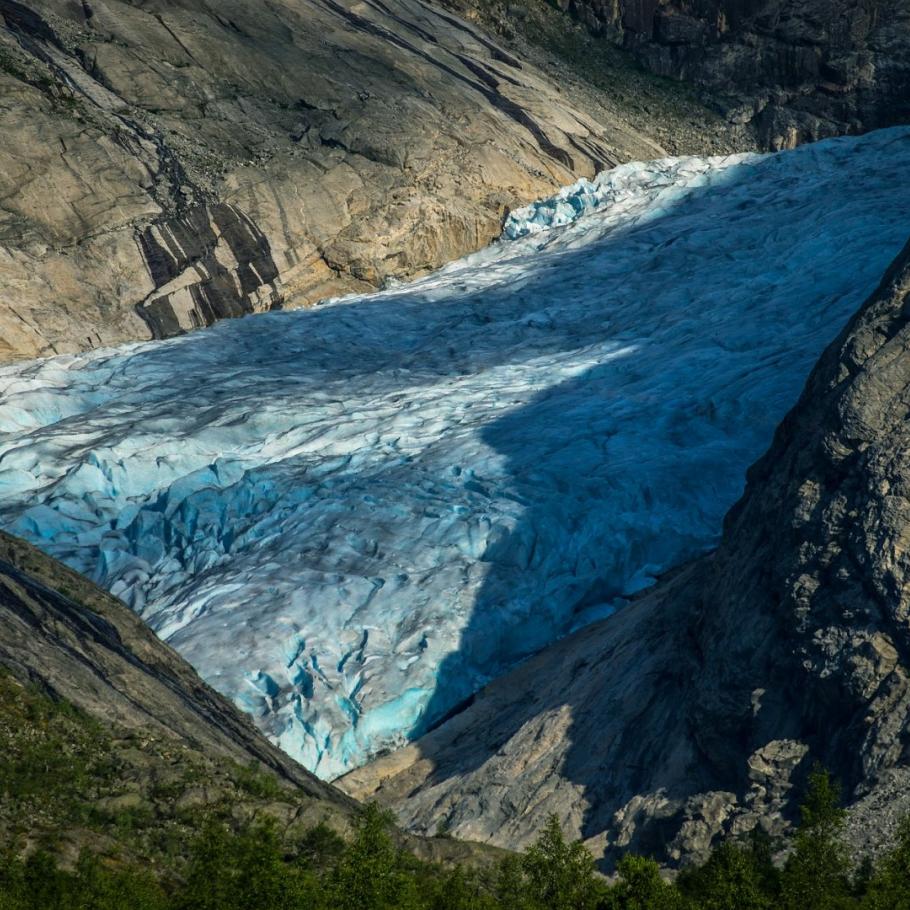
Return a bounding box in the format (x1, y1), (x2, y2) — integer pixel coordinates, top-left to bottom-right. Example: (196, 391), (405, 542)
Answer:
(341, 236), (910, 868)
(553, 0), (910, 148)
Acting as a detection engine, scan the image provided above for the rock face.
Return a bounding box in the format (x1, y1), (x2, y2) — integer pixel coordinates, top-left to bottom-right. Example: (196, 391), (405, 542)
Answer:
(553, 0), (910, 148)
(4, 129), (906, 781)
(340, 236), (910, 868)
(0, 0), (676, 361)
(135, 202), (281, 338)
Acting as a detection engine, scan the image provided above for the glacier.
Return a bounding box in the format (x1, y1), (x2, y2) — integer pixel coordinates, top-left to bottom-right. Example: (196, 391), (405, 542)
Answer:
(1, 127), (909, 778)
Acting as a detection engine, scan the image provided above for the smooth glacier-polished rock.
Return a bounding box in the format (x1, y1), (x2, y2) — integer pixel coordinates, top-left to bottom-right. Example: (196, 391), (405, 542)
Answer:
(0, 0), (668, 361)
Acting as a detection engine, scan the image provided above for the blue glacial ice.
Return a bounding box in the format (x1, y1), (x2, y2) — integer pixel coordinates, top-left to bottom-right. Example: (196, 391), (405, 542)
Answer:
(1, 128), (909, 778)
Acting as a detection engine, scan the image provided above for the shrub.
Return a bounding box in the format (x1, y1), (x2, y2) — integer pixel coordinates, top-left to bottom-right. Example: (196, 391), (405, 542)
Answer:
(861, 817), (910, 909)
(605, 854), (683, 909)
(330, 802), (420, 910)
(233, 761), (284, 799)
(520, 814), (607, 910)
(677, 837), (777, 910)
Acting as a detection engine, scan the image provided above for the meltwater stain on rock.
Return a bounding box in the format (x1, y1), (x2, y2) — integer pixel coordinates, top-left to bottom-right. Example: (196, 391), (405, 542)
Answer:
(136, 203), (281, 339)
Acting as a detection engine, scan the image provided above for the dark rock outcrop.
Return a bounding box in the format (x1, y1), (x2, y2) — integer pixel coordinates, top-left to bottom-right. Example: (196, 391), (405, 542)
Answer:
(551, 0), (910, 149)
(340, 236), (910, 868)
(136, 203), (281, 338)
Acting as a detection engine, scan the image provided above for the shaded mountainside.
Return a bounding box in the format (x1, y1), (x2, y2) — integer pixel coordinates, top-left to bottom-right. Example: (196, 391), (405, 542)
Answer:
(543, 0), (910, 149)
(0, 0), (736, 361)
(340, 236), (910, 869)
(0, 530), (495, 869)
(0, 530), (341, 797)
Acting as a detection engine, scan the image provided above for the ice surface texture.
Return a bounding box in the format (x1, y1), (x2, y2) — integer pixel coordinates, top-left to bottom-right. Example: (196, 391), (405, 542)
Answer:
(1, 129), (909, 778)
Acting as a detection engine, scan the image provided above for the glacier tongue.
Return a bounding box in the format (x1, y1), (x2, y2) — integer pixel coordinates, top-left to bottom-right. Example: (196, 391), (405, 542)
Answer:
(501, 151), (750, 239)
(1, 128), (909, 779)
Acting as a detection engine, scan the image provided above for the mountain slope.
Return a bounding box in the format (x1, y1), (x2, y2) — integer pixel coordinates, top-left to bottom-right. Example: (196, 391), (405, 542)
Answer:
(0, 529), (502, 869)
(0, 0), (739, 362)
(0, 525), (353, 864)
(0, 527), (348, 797)
(340, 234), (910, 868)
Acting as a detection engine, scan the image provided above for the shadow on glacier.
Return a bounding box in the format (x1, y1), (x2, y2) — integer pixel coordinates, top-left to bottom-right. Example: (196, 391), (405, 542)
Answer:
(406, 133), (910, 857)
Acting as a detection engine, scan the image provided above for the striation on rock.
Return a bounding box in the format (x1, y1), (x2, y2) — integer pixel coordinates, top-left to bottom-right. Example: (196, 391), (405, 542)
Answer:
(0, 0), (687, 360)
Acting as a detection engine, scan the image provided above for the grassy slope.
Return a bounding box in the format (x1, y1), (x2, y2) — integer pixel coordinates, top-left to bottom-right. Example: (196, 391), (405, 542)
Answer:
(0, 667), (347, 871)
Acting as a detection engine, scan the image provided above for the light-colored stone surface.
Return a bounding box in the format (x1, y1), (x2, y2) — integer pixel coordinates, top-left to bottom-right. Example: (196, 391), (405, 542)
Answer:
(0, 0), (680, 360)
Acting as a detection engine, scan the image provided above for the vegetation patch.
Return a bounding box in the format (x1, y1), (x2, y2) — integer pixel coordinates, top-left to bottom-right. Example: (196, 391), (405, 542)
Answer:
(4, 684), (910, 910)
(0, 672), (335, 867)
(0, 41), (78, 112)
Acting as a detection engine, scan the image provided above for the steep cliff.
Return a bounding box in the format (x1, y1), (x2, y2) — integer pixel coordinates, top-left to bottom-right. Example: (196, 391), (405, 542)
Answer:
(0, 0), (738, 361)
(525, 0), (910, 149)
(340, 235), (910, 868)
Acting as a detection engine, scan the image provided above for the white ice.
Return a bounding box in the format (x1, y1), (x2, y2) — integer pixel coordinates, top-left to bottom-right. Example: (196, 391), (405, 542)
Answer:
(1, 128), (909, 778)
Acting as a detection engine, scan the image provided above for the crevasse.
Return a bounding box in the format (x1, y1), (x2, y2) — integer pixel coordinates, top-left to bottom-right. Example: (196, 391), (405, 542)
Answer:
(1, 128), (909, 779)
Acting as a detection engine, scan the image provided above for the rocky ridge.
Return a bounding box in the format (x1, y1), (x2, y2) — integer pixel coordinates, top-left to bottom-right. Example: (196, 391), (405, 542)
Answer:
(0, 529), (339, 797)
(545, 0), (910, 149)
(0, 0), (730, 361)
(340, 235), (910, 869)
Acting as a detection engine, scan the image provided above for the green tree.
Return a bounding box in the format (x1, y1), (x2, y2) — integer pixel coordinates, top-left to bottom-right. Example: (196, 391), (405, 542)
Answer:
(427, 864), (500, 910)
(677, 839), (774, 910)
(862, 816), (910, 910)
(520, 814), (606, 910)
(71, 854), (168, 910)
(297, 819), (347, 869)
(230, 819), (317, 910)
(331, 802), (420, 910)
(0, 852), (167, 910)
(853, 856), (875, 901)
(781, 765), (855, 910)
(174, 818), (234, 910)
(0, 854), (24, 910)
(495, 854), (533, 910)
(605, 854), (683, 910)
(176, 817), (319, 910)
(16, 852), (78, 910)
